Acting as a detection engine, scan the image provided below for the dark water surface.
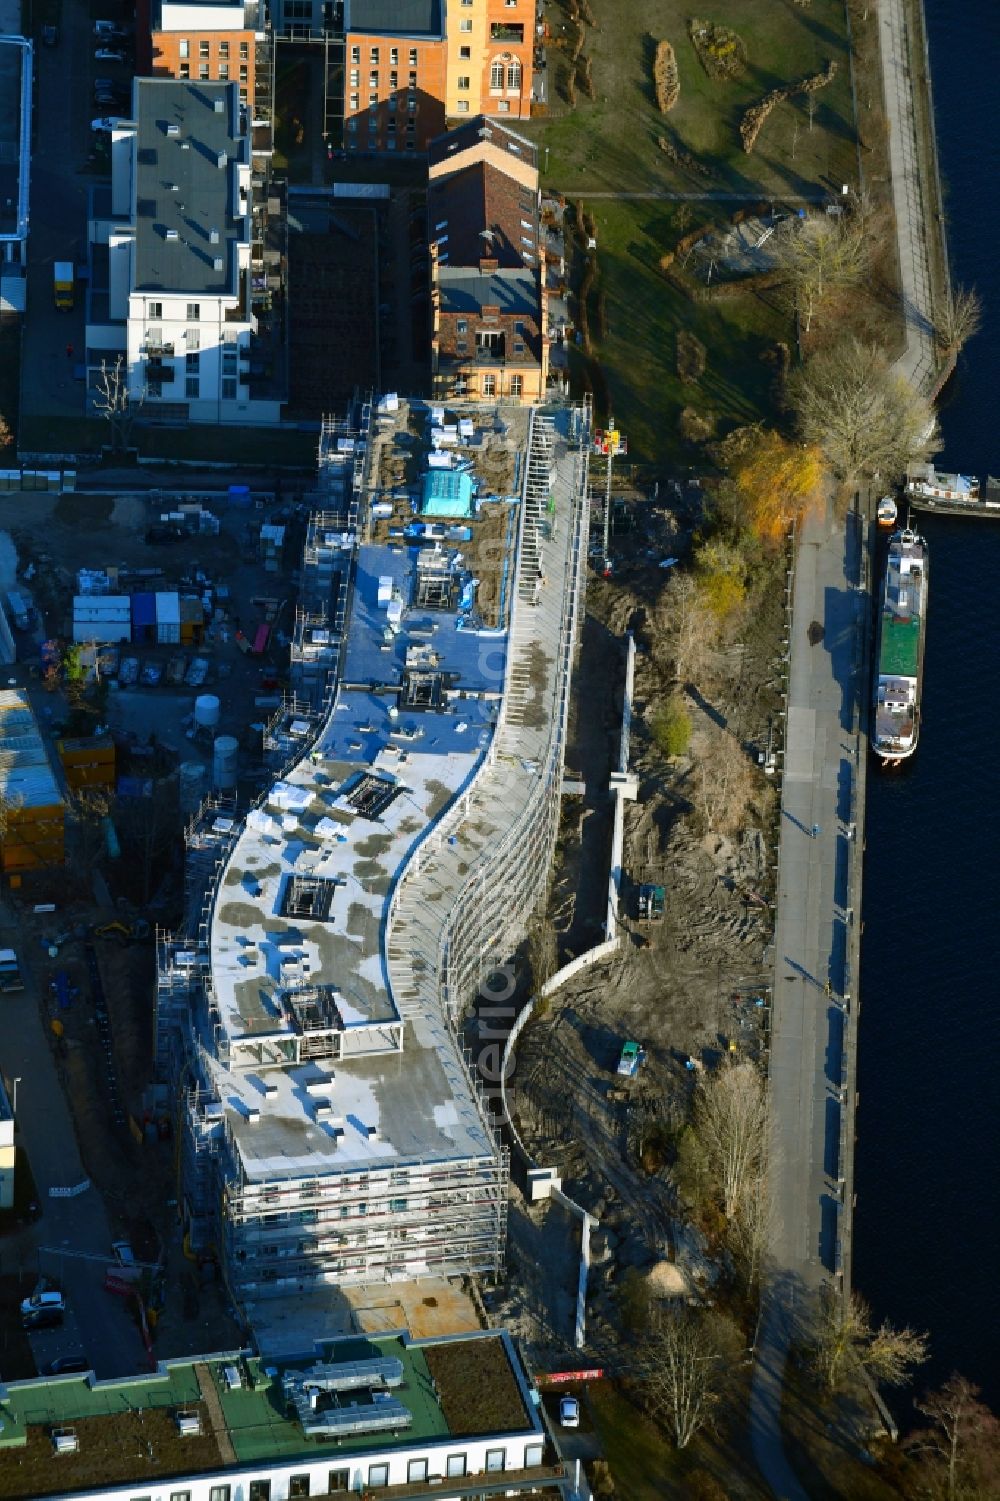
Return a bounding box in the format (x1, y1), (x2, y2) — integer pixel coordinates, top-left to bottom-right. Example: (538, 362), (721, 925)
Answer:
(854, 0), (1000, 1410)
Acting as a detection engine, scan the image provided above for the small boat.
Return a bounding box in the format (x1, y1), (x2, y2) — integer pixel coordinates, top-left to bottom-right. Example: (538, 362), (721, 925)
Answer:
(876, 495), (898, 528)
(872, 528), (928, 764)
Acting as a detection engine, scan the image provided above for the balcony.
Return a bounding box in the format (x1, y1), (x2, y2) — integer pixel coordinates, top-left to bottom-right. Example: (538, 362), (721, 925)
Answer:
(491, 23), (524, 41)
(311, 1464), (566, 1501)
(144, 340), (174, 357)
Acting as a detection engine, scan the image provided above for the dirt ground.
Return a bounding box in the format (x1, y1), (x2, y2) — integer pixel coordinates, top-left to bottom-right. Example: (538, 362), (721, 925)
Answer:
(504, 488), (782, 1333)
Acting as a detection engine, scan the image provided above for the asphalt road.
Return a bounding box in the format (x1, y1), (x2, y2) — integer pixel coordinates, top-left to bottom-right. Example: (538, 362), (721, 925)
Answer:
(0, 917), (153, 1378)
(749, 501), (867, 1499)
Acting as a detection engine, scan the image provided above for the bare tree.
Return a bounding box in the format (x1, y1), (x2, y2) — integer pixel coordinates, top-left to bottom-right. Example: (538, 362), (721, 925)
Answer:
(787, 335), (937, 482)
(932, 284), (983, 360)
(94, 355), (145, 453)
(810, 1285), (928, 1394)
(639, 1306), (731, 1449)
(694, 722), (761, 837)
(693, 1060), (769, 1223)
(660, 572), (717, 685)
(772, 209), (871, 333)
(908, 1374), (1000, 1501)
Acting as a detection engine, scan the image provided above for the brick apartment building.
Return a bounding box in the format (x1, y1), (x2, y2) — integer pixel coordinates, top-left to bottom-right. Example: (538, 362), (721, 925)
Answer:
(137, 0), (263, 114)
(428, 117), (547, 403)
(342, 0), (534, 154)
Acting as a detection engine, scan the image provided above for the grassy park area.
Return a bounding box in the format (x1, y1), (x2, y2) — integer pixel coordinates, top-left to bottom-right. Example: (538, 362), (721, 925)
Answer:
(525, 0), (861, 467)
(529, 0), (857, 195)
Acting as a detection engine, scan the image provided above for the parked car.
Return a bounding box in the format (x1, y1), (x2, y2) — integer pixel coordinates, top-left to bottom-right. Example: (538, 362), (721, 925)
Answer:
(45, 1355), (90, 1376)
(94, 47), (127, 62)
(559, 1396), (580, 1429)
(21, 1290), (66, 1330)
(23, 1306), (64, 1331)
(92, 116), (128, 132)
(41, 23), (58, 44)
(93, 20), (126, 36)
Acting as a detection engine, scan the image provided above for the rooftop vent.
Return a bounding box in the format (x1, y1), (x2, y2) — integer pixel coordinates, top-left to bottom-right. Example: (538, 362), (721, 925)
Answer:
(52, 1430), (79, 1456)
(165, 228), (179, 240)
(180, 141), (191, 150)
(305, 1075), (334, 1096)
(176, 1411), (202, 1437)
(209, 228), (220, 244)
(214, 97), (224, 113)
(216, 151), (227, 168)
(213, 258), (224, 271)
(166, 123), (180, 137)
(245, 1106), (261, 1125)
(261, 1078), (278, 1097)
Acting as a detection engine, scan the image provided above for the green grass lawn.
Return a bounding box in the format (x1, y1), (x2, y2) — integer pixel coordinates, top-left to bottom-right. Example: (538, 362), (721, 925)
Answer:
(529, 0), (857, 196)
(581, 199), (787, 465)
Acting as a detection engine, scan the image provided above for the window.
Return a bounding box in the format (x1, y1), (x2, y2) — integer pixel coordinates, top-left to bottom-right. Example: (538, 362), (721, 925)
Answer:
(248, 1485), (271, 1501)
(186, 352), (200, 372)
(350, 93), (359, 109)
(289, 1478), (310, 1499)
(408, 97), (416, 113)
(524, 1443), (544, 1468)
(408, 48), (417, 65)
(389, 70), (398, 87)
(408, 69), (417, 85)
(186, 303), (201, 321)
(199, 39), (210, 58)
(408, 1460), (429, 1483)
(514, 339), (525, 354)
(459, 45), (471, 58)
(219, 63), (229, 79)
(390, 46), (398, 64)
(170, 1493), (192, 1501)
(199, 63), (210, 79)
(149, 301), (162, 319)
(456, 340), (468, 353)
(490, 60), (504, 90)
(456, 100), (469, 112)
(389, 1197), (407, 1213)
(240, 40), (249, 59)
(367, 1465), (389, 1489)
(179, 62), (189, 76)
(178, 38), (189, 57)
(510, 374), (524, 397)
(507, 60), (521, 90)
(458, 75), (469, 89)
(498, 98), (510, 112)
(460, 17), (472, 29)
(486, 1448), (506, 1472)
(219, 40), (229, 58)
(186, 376), (200, 398)
(328, 1474), (350, 1496)
(368, 95), (377, 108)
(239, 86), (247, 103)
(483, 372), (498, 396)
(222, 378), (237, 399)
(370, 45), (379, 61)
(349, 68), (359, 85)
(239, 63), (248, 81)
(351, 44), (360, 63)
(209, 1490), (231, 1501)
(456, 318), (468, 333)
(446, 1455), (468, 1479)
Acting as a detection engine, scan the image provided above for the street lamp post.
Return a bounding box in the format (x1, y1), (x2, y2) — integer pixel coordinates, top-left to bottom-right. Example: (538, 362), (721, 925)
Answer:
(12, 1076), (21, 1115)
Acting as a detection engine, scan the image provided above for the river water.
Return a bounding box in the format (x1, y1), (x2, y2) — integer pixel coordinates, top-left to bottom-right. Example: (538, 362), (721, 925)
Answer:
(854, 0), (1000, 1410)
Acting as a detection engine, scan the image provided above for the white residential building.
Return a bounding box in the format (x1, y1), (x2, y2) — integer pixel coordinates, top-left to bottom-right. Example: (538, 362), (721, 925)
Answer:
(88, 78), (285, 426)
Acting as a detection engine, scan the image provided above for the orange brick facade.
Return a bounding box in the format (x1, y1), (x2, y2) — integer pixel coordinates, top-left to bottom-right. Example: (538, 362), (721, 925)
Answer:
(345, 32), (447, 152)
(479, 0), (532, 121)
(151, 30), (255, 106)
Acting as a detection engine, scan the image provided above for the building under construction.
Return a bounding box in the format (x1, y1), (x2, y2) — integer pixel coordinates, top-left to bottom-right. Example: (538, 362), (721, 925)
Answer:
(156, 394), (590, 1324)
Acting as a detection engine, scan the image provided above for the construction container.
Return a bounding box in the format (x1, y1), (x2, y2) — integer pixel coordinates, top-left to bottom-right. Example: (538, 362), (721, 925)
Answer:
(0, 690), (65, 872)
(213, 735), (238, 791)
(57, 736), (116, 791)
(194, 694), (221, 730)
(131, 591), (157, 644)
(155, 592), (181, 645)
(179, 596), (204, 645)
(73, 596), (131, 645)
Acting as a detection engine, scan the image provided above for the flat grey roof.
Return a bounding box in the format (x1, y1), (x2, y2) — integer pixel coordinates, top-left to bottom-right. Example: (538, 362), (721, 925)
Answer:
(438, 267), (538, 316)
(133, 78), (247, 294)
(345, 0), (443, 38)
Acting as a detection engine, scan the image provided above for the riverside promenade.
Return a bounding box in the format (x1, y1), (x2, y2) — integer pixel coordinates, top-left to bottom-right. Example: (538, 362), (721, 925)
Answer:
(750, 0), (942, 1488)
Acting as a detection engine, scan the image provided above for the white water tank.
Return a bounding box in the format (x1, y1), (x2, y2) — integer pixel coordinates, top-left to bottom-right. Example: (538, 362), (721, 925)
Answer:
(213, 735), (238, 790)
(179, 761), (205, 814)
(194, 694), (221, 729)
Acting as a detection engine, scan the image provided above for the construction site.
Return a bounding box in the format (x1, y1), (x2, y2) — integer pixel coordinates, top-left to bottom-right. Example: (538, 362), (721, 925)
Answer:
(152, 393), (592, 1345)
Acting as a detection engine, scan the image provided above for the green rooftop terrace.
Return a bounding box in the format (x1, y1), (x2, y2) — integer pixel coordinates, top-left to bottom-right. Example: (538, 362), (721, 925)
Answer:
(879, 612), (920, 679)
(216, 1338), (451, 1465)
(0, 1333), (536, 1498)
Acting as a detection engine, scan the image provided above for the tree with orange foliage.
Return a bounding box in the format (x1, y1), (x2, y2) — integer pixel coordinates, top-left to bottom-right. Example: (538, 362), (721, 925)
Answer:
(721, 427), (824, 546)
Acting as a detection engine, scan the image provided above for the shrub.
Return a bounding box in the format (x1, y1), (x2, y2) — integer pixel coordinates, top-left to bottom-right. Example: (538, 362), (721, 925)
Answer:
(653, 40), (680, 112)
(676, 329), (707, 382)
(651, 697), (692, 758)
